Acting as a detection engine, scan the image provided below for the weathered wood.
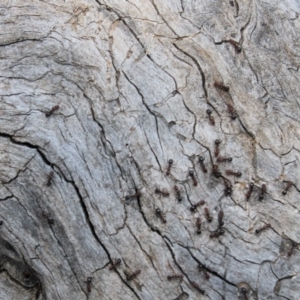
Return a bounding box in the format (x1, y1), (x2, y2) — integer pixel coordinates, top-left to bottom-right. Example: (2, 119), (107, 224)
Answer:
(0, 0), (300, 299)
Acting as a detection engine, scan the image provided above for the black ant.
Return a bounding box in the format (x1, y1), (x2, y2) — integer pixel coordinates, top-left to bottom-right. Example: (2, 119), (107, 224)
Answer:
(188, 170), (197, 186)
(166, 159), (173, 176)
(45, 105), (59, 117)
(259, 184), (266, 201)
(245, 182), (254, 201)
(155, 208), (167, 223)
(199, 156), (208, 173)
(214, 82), (229, 92)
(255, 223), (271, 235)
(124, 270), (141, 281)
(190, 200), (206, 213)
(174, 185), (183, 202)
(204, 207), (212, 222)
(206, 109), (215, 126)
(214, 139), (221, 157)
(225, 170), (242, 177)
(109, 258), (122, 270)
(46, 171), (54, 186)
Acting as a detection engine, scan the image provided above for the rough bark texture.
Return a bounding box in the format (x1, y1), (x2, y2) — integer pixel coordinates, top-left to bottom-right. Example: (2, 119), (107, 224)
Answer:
(0, 0), (300, 299)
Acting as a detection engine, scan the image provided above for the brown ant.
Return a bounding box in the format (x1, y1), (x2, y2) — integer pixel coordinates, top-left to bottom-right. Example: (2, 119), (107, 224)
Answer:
(255, 223), (271, 235)
(124, 270), (141, 281)
(282, 181), (293, 195)
(155, 208), (167, 223)
(46, 171), (54, 186)
(195, 217), (202, 234)
(226, 103), (238, 120)
(287, 241), (298, 257)
(218, 210), (224, 227)
(109, 258), (122, 270)
(223, 177), (232, 196)
(206, 109), (215, 126)
(228, 39), (242, 53)
(210, 228), (225, 238)
(204, 207), (212, 222)
(45, 105), (59, 117)
(214, 139), (221, 157)
(190, 281), (205, 294)
(198, 263), (210, 280)
(245, 182), (254, 201)
(41, 211), (54, 225)
(217, 156), (232, 163)
(166, 159), (173, 176)
(174, 185), (183, 202)
(212, 164), (222, 178)
(188, 170), (197, 186)
(84, 277), (93, 293)
(167, 274), (183, 281)
(214, 82), (229, 92)
(199, 156), (208, 173)
(125, 191), (141, 202)
(155, 188), (169, 197)
(225, 170), (242, 177)
(259, 184), (266, 201)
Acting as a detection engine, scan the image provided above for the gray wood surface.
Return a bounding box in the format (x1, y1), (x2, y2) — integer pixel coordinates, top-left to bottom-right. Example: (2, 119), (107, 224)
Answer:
(0, 0), (300, 299)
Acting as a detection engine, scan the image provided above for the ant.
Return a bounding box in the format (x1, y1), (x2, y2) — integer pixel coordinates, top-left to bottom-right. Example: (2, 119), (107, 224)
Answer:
(84, 277), (93, 293)
(198, 263), (210, 280)
(109, 258), (122, 270)
(190, 200), (206, 213)
(0, 221), (3, 226)
(226, 103), (238, 120)
(216, 156), (232, 163)
(166, 159), (173, 176)
(167, 274), (183, 281)
(195, 217), (202, 234)
(155, 188), (169, 197)
(125, 191), (141, 202)
(124, 270), (141, 281)
(199, 156), (208, 173)
(191, 281), (205, 294)
(259, 184), (266, 201)
(45, 105), (59, 117)
(41, 211), (54, 225)
(46, 171), (54, 186)
(214, 82), (229, 92)
(174, 185), (183, 202)
(228, 39), (242, 53)
(212, 164), (222, 178)
(204, 207), (212, 222)
(225, 170), (242, 177)
(174, 293), (188, 300)
(214, 139), (221, 157)
(255, 223), (271, 235)
(155, 208), (167, 223)
(245, 182), (254, 201)
(282, 181), (293, 195)
(210, 228), (225, 238)
(223, 178), (232, 196)
(206, 109), (215, 126)
(188, 170), (197, 186)
(218, 210), (224, 227)
(287, 241), (298, 257)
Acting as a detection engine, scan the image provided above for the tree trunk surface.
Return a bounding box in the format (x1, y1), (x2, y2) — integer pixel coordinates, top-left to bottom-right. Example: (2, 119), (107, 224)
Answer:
(0, 0), (299, 299)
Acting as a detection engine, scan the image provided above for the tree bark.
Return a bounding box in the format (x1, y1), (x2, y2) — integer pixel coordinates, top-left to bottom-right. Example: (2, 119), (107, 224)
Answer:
(0, 0), (300, 299)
